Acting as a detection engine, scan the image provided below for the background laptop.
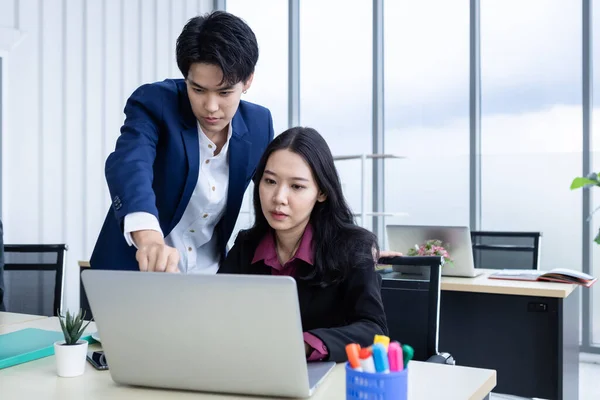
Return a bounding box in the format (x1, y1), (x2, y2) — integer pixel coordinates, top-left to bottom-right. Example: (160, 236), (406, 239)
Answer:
(386, 225), (483, 278)
(81, 270), (335, 398)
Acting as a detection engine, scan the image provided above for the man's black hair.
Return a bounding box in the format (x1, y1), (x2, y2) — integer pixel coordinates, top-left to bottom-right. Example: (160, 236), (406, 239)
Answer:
(176, 11), (259, 85)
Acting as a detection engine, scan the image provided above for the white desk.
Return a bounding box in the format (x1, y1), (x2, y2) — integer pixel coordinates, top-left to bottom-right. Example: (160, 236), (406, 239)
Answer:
(0, 312), (47, 329)
(0, 316), (496, 400)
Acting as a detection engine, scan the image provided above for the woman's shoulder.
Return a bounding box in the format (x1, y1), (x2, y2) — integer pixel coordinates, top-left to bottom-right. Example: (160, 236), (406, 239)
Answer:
(334, 225), (378, 252)
(229, 229), (265, 257)
(233, 228), (260, 245)
(321, 225), (379, 273)
(221, 229), (262, 274)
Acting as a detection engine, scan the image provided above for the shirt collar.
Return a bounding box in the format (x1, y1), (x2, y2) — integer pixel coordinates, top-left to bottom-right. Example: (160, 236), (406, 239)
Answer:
(197, 121), (233, 154)
(251, 224), (315, 268)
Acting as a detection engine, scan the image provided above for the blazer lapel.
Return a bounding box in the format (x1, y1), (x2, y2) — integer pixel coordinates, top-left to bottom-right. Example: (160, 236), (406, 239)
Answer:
(169, 125), (199, 233)
(223, 113), (251, 230)
(169, 93), (199, 233)
(296, 278), (316, 317)
(250, 261), (272, 275)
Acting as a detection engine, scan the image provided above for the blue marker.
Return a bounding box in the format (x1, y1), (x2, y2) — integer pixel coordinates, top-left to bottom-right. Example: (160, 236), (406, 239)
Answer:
(372, 343), (390, 374)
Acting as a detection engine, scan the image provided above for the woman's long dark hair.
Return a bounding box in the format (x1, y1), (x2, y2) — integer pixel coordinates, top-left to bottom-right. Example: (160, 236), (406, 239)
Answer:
(244, 127), (380, 287)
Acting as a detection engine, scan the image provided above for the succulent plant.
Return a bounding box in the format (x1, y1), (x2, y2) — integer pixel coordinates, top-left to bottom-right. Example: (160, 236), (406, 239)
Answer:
(57, 309), (92, 345)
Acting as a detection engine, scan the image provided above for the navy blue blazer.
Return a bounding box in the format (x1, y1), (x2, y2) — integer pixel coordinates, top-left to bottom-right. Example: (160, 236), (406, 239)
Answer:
(90, 79), (274, 270)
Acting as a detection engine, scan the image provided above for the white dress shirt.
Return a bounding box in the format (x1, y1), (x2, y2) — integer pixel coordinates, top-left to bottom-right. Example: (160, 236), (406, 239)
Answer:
(123, 121), (231, 274)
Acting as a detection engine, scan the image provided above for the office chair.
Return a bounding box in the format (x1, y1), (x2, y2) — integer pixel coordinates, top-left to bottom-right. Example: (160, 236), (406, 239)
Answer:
(377, 256), (454, 365)
(79, 261), (94, 320)
(3, 244), (67, 316)
(470, 231), (541, 270)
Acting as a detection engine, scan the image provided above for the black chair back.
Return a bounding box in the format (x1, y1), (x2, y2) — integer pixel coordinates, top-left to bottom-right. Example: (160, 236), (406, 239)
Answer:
(3, 244), (67, 316)
(470, 231), (541, 270)
(378, 256), (442, 362)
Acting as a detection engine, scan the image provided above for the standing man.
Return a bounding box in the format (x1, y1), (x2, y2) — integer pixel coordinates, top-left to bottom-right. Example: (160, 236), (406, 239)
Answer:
(90, 11), (273, 274)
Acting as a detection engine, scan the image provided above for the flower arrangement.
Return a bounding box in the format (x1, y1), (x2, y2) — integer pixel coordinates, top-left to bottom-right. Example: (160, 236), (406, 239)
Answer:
(406, 239), (453, 266)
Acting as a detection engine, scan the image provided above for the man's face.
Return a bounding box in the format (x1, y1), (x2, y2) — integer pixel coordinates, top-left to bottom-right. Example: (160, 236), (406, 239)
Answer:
(186, 63), (253, 136)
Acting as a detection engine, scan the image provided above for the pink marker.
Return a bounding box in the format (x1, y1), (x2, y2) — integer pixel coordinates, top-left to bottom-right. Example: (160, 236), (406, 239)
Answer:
(388, 341), (403, 372)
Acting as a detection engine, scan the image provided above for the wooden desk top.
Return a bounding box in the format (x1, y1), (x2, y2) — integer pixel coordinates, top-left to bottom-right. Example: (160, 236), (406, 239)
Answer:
(0, 315), (97, 335)
(0, 316), (496, 400)
(0, 312), (47, 329)
(441, 269), (577, 298)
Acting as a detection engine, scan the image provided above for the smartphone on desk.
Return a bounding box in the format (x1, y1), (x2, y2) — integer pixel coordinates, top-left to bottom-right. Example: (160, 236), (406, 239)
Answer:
(87, 351), (109, 370)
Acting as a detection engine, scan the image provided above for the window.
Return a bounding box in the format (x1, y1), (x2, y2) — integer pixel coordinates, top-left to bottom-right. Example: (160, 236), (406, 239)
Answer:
(226, 0), (289, 244)
(226, 0), (288, 135)
(300, 0), (373, 228)
(480, 0), (582, 275)
(383, 0), (470, 250)
(591, 0), (600, 346)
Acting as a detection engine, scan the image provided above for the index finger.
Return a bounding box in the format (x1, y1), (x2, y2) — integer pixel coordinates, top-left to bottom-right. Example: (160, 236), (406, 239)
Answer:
(166, 251), (180, 273)
(136, 249), (149, 272)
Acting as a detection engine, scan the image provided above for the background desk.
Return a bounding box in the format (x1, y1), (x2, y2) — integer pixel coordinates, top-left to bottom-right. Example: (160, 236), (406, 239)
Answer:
(0, 315), (496, 400)
(0, 312), (47, 329)
(439, 269), (578, 400)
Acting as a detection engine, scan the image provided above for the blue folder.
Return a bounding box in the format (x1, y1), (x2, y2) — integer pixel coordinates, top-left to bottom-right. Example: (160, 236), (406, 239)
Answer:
(0, 328), (95, 369)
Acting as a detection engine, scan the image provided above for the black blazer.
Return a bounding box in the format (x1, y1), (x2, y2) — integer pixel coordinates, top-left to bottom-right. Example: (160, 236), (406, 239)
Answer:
(219, 231), (389, 362)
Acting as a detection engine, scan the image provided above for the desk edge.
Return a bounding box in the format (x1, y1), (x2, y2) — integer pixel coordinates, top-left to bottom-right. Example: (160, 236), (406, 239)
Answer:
(469, 370), (497, 400)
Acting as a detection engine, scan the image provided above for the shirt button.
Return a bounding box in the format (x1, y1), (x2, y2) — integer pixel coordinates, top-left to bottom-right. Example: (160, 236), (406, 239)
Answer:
(212, 186), (216, 191)
(205, 159), (210, 164)
(208, 144), (213, 149)
(188, 247), (192, 252)
(203, 213), (208, 218)
(189, 229), (195, 233)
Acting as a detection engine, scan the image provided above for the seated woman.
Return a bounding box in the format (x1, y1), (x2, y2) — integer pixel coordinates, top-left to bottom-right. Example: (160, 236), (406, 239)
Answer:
(219, 127), (388, 362)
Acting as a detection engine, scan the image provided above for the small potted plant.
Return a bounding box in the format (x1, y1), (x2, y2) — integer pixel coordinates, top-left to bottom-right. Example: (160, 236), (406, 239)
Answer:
(54, 309), (92, 377)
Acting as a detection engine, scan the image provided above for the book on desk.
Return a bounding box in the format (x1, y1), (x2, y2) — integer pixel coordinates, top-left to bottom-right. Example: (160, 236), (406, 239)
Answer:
(489, 268), (597, 288)
(0, 328), (96, 369)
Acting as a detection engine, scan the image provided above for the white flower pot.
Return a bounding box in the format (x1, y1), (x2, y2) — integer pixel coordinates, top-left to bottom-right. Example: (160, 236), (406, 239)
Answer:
(54, 339), (88, 377)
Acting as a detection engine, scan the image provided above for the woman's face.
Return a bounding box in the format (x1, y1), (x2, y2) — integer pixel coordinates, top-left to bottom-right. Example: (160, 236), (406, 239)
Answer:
(259, 149), (326, 236)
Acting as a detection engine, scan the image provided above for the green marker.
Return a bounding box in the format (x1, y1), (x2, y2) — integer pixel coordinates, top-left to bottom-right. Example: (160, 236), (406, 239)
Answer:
(401, 344), (414, 368)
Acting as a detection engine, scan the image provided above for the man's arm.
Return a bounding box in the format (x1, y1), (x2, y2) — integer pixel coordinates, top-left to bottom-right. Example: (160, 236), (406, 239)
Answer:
(105, 84), (163, 224)
(106, 85), (178, 272)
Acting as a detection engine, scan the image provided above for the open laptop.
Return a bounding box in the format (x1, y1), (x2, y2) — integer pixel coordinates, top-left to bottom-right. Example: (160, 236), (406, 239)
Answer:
(386, 225), (483, 278)
(81, 270), (335, 398)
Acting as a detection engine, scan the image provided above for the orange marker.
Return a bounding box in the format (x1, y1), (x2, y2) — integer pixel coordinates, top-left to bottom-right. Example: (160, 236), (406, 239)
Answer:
(345, 343), (362, 371)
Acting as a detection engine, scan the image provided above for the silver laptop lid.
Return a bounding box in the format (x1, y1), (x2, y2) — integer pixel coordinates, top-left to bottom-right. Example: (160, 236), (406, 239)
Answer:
(82, 270), (317, 398)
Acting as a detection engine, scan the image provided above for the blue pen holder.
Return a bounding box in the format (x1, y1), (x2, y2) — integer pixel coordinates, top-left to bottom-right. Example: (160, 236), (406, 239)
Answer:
(345, 363), (408, 400)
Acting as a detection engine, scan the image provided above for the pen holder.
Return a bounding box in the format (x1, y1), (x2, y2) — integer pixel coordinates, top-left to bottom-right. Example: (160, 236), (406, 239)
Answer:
(345, 363), (408, 400)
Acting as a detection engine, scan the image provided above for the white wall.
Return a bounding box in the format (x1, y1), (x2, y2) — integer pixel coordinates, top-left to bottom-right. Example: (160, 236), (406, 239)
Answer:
(0, 0), (214, 312)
